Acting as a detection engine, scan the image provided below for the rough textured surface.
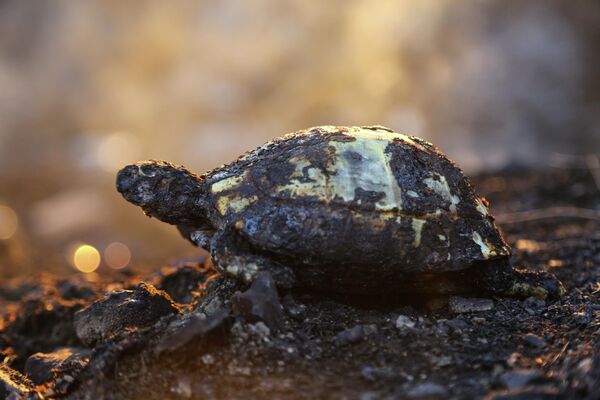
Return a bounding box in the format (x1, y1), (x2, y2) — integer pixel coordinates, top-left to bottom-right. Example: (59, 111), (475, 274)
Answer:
(74, 282), (180, 346)
(0, 363), (38, 399)
(116, 126), (520, 296)
(449, 296), (495, 313)
(24, 347), (91, 385)
(231, 272), (284, 331)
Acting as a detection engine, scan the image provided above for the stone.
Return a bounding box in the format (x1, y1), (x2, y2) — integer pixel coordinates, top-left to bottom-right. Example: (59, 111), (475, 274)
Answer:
(155, 308), (230, 354)
(395, 315), (416, 330)
(335, 325), (365, 346)
(406, 382), (447, 398)
(249, 321), (271, 338)
(231, 272), (284, 331)
(523, 297), (545, 309)
(499, 368), (542, 389)
(25, 347), (91, 385)
(522, 334), (546, 349)
(449, 296), (494, 313)
(444, 318), (470, 332)
(74, 282), (180, 346)
(282, 294), (306, 319)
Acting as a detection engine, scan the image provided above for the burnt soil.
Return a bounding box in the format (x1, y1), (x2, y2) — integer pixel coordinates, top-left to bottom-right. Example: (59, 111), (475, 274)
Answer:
(1, 166), (599, 399)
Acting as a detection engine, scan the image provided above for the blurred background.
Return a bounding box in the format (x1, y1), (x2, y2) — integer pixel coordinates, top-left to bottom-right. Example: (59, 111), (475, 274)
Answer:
(0, 0), (599, 277)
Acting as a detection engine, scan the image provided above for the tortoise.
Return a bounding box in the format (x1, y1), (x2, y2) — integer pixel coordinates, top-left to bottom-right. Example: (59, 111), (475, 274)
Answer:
(116, 125), (564, 299)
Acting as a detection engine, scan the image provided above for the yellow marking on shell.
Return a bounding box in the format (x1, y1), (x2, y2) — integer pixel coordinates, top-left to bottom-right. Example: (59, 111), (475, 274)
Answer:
(412, 219), (426, 247)
(327, 126), (427, 150)
(330, 134), (403, 211)
(424, 173), (460, 212)
(216, 194), (258, 215)
(275, 157), (330, 198)
(211, 175), (244, 193)
(471, 231), (494, 259)
(275, 127), (408, 211)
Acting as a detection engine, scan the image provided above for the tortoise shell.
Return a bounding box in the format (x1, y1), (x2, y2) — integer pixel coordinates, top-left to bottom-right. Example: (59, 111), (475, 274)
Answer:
(198, 125), (510, 290)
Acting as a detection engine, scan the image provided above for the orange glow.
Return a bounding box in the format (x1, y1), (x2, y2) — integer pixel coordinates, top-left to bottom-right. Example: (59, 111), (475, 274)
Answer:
(0, 205), (18, 240)
(96, 132), (140, 172)
(515, 239), (543, 252)
(72, 244), (101, 273)
(547, 259), (564, 268)
(104, 242), (131, 269)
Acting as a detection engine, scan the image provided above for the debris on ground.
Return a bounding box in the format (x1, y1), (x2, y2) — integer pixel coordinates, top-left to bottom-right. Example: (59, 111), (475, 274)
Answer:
(449, 296), (495, 313)
(74, 282), (180, 346)
(230, 272), (284, 331)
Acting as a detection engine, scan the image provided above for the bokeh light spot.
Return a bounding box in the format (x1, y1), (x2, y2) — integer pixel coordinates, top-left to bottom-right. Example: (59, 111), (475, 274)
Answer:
(0, 205), (18, 240)
(104, 242), (131, 269)
(73, 244), (101, 273)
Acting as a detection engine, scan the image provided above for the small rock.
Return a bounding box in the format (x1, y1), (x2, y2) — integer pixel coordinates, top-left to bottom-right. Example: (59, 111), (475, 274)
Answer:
(449, 296), (494, 313)
(249, 321), (271, 338)
(523, 297), (545, 309)
(524, 308), (535, 316)
(155, 308), (230, 354)
(576, 357), (593, 374)
(395, 315), (416, 330)
(363, 324), (378, 336)
(231, 272), (284, 331)
(433, 355), (452, 368)
(506, 353), (523, 368)
(25, 347), (91, 385)
(172, 376), (192, 398)
(282, 294), (306, 319)
(0, 363), (39, 399)
(361, 366), (377, 382)
(444, 318), (470, 332)
(573, 309), (592, 326)
(335, 325), (365, 346)
(201, 354), (215, 365)
(406, 382), (447, 398)
(522, 334), (546, 349)
(360, 366), (395, 382)
(74, 282), (180, 346)
(499, 368), (541, 389)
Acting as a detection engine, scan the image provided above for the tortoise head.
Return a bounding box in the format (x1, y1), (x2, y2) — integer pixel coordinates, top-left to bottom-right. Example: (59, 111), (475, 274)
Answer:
(117, 160), (209, 225)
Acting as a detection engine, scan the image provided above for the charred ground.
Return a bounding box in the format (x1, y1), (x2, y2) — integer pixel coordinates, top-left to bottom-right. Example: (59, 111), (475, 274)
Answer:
(0, 165), (599, 399)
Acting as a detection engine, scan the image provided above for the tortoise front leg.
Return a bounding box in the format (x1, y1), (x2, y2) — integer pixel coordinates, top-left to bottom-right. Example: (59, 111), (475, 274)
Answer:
(209, 227), (296, 289)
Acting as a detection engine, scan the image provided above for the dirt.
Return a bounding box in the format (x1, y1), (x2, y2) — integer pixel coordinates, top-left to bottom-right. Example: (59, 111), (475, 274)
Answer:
(1, 166), (599, 399)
